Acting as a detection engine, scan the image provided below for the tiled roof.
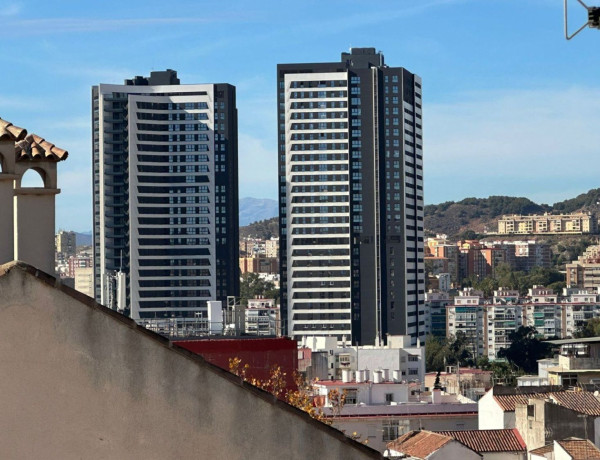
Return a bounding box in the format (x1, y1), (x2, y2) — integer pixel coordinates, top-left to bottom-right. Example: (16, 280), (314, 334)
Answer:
(16, 134), (68, 162)
(0, 117), (67, 162)
(549, 392), (600, 416)
(529, 443), (554, 455)
(387, 430), (453, 458)
(494, 393), (544, 412)
(0, 117), (27, 141)
(557, 438), (600, 459)
(435, 429), (526, 453)
(494, 390), (600, 415)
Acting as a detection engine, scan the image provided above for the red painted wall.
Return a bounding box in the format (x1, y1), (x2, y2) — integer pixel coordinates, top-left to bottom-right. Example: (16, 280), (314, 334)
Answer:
(174, 337), (298, 393)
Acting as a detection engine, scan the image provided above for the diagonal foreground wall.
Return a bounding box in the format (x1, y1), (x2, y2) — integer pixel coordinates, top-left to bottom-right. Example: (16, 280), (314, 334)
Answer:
(0, 262), (381, 460)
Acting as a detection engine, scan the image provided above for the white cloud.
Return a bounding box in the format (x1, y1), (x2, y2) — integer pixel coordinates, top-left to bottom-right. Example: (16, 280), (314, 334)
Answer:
(425, 86), (600, 204)
(238, 133), (277, 200)
(0, 15), (248, 37)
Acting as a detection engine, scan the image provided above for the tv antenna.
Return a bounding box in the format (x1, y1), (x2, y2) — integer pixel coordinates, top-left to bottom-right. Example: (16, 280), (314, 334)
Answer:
(565, 0), (600, 39)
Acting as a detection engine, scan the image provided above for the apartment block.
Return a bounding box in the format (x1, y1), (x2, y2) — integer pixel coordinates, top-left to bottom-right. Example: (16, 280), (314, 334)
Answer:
(92, 70), (239, 323)
(55, 230), (77, 261)
(566, 244), (600, 290)
(447, 286), (600, 360)
(278, 48), (425, 345)
(498, 212), (598, 235)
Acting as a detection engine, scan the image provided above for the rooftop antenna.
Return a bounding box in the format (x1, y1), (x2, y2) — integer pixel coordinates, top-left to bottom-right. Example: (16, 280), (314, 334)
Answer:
(565, 0), (600, 39)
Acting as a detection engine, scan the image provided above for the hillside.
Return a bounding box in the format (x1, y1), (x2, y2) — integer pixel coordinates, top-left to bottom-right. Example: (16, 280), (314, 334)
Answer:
(240, 217), (278, 240)
(425, 189), (600, 238)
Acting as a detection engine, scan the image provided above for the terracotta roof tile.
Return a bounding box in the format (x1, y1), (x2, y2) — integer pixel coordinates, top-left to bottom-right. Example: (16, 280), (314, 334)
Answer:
(494, 393), (544, 411)
(0, 117), (27, 141)
(495, 390), (600, 416)
(387, 430), (454, 458)
(529, 443), (554, 455)
(549, 392), (600, 416)
(435, 429), (526, 453)
(15, 134), (68, 162)
(557, 438), (600, 459)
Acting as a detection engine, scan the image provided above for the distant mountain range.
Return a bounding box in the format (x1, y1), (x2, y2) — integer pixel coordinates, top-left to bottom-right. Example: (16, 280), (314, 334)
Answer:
(73, 189), (600, 243)
(239, 197), (278, 226)
(75, 231), (93, 247)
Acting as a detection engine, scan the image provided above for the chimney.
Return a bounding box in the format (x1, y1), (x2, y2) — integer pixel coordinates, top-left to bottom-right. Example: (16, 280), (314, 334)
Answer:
(373, 370), (383, 384)
(356, 370), (364, 383)
(342, 369), (350, 383)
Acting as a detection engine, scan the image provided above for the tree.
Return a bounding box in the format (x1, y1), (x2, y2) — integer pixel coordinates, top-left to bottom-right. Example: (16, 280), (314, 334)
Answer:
(425, 333), (474, 372)
(489, 360), (522, 386)
(425, 335), (446, 372)
(240, 272), (277, 306)
(575, 317), (600, 338)
(497, 326), (552, 374)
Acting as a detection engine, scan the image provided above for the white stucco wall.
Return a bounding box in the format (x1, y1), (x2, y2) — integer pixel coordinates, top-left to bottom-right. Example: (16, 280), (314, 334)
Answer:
(478, 389), (510, 429)
(429, 441), (481, 460)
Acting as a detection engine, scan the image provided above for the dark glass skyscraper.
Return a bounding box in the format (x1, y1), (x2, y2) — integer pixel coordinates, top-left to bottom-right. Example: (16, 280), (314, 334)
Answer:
(278, 49), (425, 346)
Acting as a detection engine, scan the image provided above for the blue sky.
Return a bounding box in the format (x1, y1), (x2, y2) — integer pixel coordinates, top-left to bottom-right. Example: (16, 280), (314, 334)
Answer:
(1, 0), (599, 231)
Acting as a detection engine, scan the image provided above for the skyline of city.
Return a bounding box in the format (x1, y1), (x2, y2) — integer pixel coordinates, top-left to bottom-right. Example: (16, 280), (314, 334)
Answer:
(1, 0), (599, 232)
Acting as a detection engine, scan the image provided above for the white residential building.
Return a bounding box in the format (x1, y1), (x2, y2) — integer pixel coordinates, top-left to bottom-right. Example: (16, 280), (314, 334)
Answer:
(92, 70), (239, 327)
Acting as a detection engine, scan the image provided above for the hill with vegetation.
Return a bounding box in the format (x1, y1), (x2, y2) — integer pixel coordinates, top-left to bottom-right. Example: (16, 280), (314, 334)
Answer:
(240, 217), (278, 240)
(425, 188), (600, 238)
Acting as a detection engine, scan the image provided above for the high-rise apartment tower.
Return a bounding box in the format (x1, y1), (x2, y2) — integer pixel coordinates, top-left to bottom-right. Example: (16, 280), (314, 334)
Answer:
(278, 49), (425, 345)
(92, 70), (239, 323)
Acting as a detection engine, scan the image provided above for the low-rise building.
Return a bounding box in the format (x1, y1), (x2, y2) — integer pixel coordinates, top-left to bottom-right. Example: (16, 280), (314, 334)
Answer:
(385, 430), (482, 460)
(302, 335), (425, 384)
(322, 388), (478, 453)
(436, 429), (526, 460)
(424, 368), (492, 400)
(478, 386), (564, 430)
(530, 438), (600, 460)
(515, 393), (600, 451)
(245, 297), (279, 336)
(545, 337), (600, 386)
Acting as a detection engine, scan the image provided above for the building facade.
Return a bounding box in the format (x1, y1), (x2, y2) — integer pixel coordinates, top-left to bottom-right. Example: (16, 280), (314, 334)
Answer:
(55, 230), (77, 262)
(447, 287), (600, 359)
(278, 48), (425, 345)
(498, 212), (598, 235)
(92, 70), (239, 325)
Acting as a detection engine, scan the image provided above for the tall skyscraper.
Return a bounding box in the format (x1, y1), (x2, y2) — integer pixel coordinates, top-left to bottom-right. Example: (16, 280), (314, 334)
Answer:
(277, 49), (425, 346)
(92, 70), (239, 324)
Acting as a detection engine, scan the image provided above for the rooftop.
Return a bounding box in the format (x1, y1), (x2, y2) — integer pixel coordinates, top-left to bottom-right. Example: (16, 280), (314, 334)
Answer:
(493, 388), (600, 416)
(435, 429), (526, 453)
(387, 431), (453, 458)
(529, 443), (554, 456)
(546, 337), (600, 345)
(557, 438), (600, 459)
(0, 117), (27, 141)
(323, 402), (478, 418)
(0, 117), (68, 162)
